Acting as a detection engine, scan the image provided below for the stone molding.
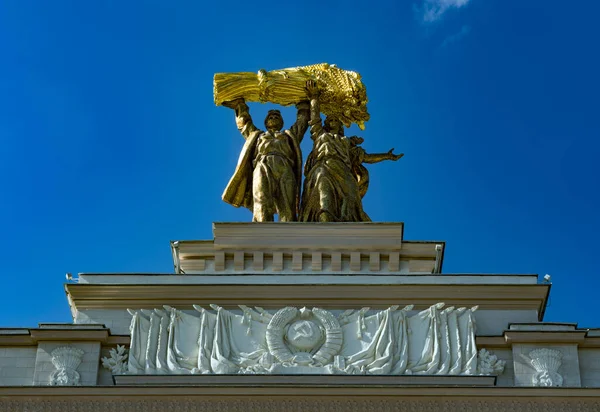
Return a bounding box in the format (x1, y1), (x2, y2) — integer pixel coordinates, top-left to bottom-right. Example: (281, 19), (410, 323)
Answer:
(1, 399), (599, 412)
(8, 325), (600, 353)
(2, 386), (600, 396)
(65, 283), (550, 316)
(1, 387), (600, 412)
(580, 337), (600, 348)
(173, 244), (440, 274)
(113, 374), (497, 386)
(12, 335), (575, 350)
(170, 222), (445, 275)
(505, 331), (587, 344)
(0, 327), (127, 346)
(473, 327), (593, 349)
(211, 222), (406, 250)
(11, 328), (600, 350)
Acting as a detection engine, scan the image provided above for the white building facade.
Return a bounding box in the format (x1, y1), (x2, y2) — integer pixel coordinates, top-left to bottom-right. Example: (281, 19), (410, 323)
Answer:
(1, 223), (599, 411)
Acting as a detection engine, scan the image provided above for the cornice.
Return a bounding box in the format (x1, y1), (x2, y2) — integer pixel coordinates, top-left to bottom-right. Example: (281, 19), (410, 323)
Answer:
(504, 330), (587, 344)
(65, 283), (550, 319)
(0, 328), (128, 347)
(1, 385), (600, 397)
(477, 329), (596, 348)
(581, 337), (600, 348)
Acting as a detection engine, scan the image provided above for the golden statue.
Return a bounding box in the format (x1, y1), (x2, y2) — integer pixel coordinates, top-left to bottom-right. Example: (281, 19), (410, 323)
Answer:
(214, 63), (369, 130)
(349, 136), (404, 199)
(300, 81), (403, 222)
(221, 98), (309, 222)
(216, 65), (401, 223)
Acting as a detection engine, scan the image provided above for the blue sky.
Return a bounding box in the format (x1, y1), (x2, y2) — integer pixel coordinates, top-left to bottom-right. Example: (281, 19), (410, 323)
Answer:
(0, 0), (599, 328)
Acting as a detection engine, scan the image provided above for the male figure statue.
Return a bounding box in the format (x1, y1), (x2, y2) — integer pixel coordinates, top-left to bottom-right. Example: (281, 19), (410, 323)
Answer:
(222, 98), (309, 221)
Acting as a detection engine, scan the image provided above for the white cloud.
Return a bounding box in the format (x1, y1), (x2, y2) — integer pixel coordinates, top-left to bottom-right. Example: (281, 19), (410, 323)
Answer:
(420, 0), (471, 22)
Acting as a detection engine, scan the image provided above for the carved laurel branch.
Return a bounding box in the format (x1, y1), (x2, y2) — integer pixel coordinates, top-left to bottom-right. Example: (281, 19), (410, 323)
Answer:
(266, 307), (299, 363)
(311, 308), (342, 365)
(101, 345), (129, 375)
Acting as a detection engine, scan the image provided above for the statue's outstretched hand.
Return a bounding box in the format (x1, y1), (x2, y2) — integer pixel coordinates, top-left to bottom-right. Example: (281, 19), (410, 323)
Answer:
(387, 148), (404, 161)
(222, 97), (245, 109)
(305, 80), (319, 99)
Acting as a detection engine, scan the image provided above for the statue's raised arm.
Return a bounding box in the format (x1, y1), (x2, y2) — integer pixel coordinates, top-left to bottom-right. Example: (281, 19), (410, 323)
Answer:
(305, 80), (324, 140)
(223, 97), (260, 140)
(289, 100), (310, 143)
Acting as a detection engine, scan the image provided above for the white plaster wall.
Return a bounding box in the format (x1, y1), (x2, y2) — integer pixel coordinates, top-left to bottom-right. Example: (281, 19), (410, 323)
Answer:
(33, 342), (100, 386)
(0, 347), (37, 385)
(474, 310), (539, 336)
(509, 324), (577, 331)
(579, 348), (600, 388)
(97, 347), (115, 386)
(74, 309), (132, 335)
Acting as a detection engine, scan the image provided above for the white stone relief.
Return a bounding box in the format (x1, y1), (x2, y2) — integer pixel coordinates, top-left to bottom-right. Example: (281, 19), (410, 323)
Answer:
(529, 348), (563, 387)
(123, 302), (493, 376)
(476, 348), (506, 376)
(101, 345), (129, 374)
(49, 346), (84, 386)
(265, 307), (342, 368)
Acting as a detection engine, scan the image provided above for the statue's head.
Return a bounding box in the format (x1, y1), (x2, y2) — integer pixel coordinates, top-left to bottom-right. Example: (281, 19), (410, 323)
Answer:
(324, 116), (344, 136)
(264, 110), (284, 131)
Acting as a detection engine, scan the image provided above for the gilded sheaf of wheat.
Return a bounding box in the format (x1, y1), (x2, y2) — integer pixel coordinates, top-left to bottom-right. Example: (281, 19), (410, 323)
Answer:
(213, 63), (370, 129)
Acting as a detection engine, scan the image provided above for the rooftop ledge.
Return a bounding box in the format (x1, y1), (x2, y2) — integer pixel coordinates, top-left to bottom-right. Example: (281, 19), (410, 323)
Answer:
(75, 273), (542, 285)
(65, 279), (551, 320)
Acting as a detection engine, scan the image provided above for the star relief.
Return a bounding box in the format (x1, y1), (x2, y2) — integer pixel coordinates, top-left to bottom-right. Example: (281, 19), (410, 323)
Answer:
(299, 307), (312, 319)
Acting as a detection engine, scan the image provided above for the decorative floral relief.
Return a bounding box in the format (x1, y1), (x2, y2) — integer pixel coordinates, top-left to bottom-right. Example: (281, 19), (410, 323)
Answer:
(529, 348), (563, 387)
(101, 345), (129, 375)
(476, 348), (506, 376)
(49, 346), (85, 386)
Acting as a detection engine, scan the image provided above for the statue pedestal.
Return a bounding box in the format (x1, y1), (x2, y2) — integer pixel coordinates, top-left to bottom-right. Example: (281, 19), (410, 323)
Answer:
(170, 222), (439, 275)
